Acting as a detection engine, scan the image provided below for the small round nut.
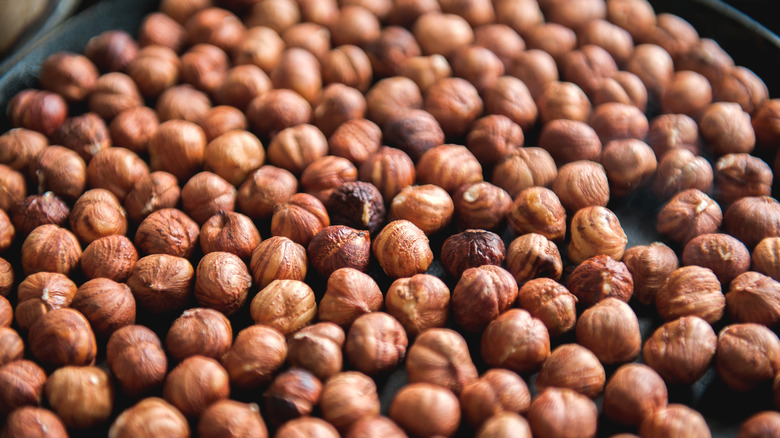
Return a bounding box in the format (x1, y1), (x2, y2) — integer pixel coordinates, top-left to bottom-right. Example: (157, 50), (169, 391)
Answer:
(1, 406), (68, 438)
(385, 274), (450, 338)
(452, 265), (518, 333)
(109, 106), (159, 154)
(326, 181), (385, 234)
(204, 130), (265, 187)
(416, 144), (483, 194)
(536, 343), (605, 399)
(506, 233), (563, 286)
(576, 298), (641, 365)
(135, 208), (200, 258)
(200, 211), (261, 260)
(123, 171), (181, 223)
(21, 224), (82, 276)
(237, 165), (298, 221)
(7, 89), (68, 136)
(441, 230), (505, 278)
(0, 128), (48, 171)
(752, 237), (780, 281)
(71, 277), (136, 338)
(166, 308), (232, 363)
(0, 360), (47, 414)
(318, 268), (383, 328)
(14, 272), (77, 332)
(492, 147), (558, 199)
(460, 369), (531, 429)
(49, 110), (109, 160)
(287, 322), (345, 380)
(198, 400), (268, 438)
(406, 327), (478, 396)
(263, 368), (322, 425)
(682, 233), (750, 286)
(194, 251), (252, 316)
(567, 254), (634, 307)
(270, 193), (329, 247)
(249, 236), (308, 289)
(308, 225), (371, 277)
(108, 397), (189, 438)
(106, 325), (167, 398)
(389, 184), (453, 236)
(714, 153), (773, 206)
(716, 323), (780, 392)
(567, 206), (627, 264)
(39, 52), (98, 102)
(655, 265), (725, 324)
(389, 382), (461, 438)
(643, 316), (717, 385)
(180, 171), (237, 225)
(86, 147), (150, 202)
(373, 220), (433, 278)
(358, 146), (416, 204)
(345, 312), (408, 376)
(738, 411), (780, 438)
(725, 196), (780, 249)
(527, 388), (598, 438)
(652, 148), (713, 201)
(517, 278), (577, 337)
(126, 254), (195, 314)
(602, 363), (668, 427)
(700, 102), (756, 156)
(320, 371), (380, 431)
(221, 325), (287, 389)
(481, 308), (550, 373)
(250, 279), (316, 335)
(28, 308), (97, 368)
(69, 188), (128, 245)
(538, 119), (602, 166)
(726, 271), (780, 328)
(452, 182), (512, 231)
(31, 145), (86, 201)
(507, 186), (566, 241)
(551, 160), (610, 211)
(44, 366), (114, 429)
(147, 120), (207, 182)
(11, 192), (70, 236)
(466, 115), (524, 166)
(622, 242), (679, 305)
(600, 138), (657, 197)
(638, 404), (712, 438)
(0, 327), (22, 366)
(163, 355), (230, 418)
(657, 189), (723, 245)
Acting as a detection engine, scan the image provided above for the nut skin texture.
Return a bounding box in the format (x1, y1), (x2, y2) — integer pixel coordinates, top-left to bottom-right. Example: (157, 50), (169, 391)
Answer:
(345, 415), (408, 438)
(106, 325), (167, 398)
(389, 382), (461, 438)
(424, 77), (483, 137)
(313, 84), (367, 139)
(753, 237), (780, 281)
(714, 153), (773, 206)
(646, 113), (701, 158)
(200, 105), (247, 141)
(86, 147), (149, 203)
(0, 360), (46, 414)
(603, 363), (668, 427)
(249, 236), (308, 289)
(271, 193), (329, 247)
(328, 118), (381, 166)
(413, 12), (474, 56)
(309, 225), (371, 277)
(481, 308), (550, 374)
(643, 316), (718, 385)
(237, 165), (298, 221)
(536, 81), (591, 125)
(682, 233), (751, 286)
(385, 274), (451, 338)
(7, 89), (68, 136)
(567, 254), (634, 308)
(389, 184), (453, 236)
(194, 251), (252, 316)
(165, 308), (232, 363)
(44, 366), (113, 429)
(1, 407), (68, 438)
(108, 397), (190, 438)
(346, 312), (408, 376)
(163, 355), (230, 418)
(452, 182), (513, 231)
(263, 367), (322, 425)
(517, 278), (578, 337)
(319, 371), (380, 431)
(450, 45), (504, 93)
(638, 404), (712, 438)
(466, 115), (524, 167)
(536, 344), (605, 399)
(0, 260), (11, 298)
(84, 29), (139, 71)
(0, 165), (25, 214)
(250, 280), (316, 336)
(399, 54), (452, 95)
(287, 322), (344, 380)
(198, 400), (268, 438)
(318, 268), (383, 328)
(526, 388), (598, 438)
(301, 155), (359, 204)
(655, 265), (725, 324)
(576, 298), (641, 365)
(274, 417), (339, 438)
(507, 186), (566, 241)
(716, 323), (780, 391)
(200, 211), (261, 260)
(39, 52), (98, 102)
(492, 147), (557, 199)
(11, 192), (70, 236)
(53, 112), (111, 162)
(601, 138), (657, 197)
(138, 12), (186, 52)
(441, 230), (505, 278)
(588, 102), (649, 144)
(358, 147), (416, 204)
(622, 242), (679, 305)
(725, 196), (780, 249)
(134, 208), (200, 258)
(14, 272), (77, 332)
(452, 265), (518, 333)
(123, 171), (181, 223)
(221, 324), (287, 389)
(506, 233), (563, 286)
(28, 308), (97, 368)
(327, 181), (386, 234)
(738, 411), (780, 438)
(460, 369), (531, 429)
(71, 277), (136, 338)
(0, 128), (48, 171)
(246, 89), (312, 137)
(109, 106), (159, 155)
(700, 102), (756, 156)
(69, 188), (128, 245)
(475, 412), (532, 438)
(180, 171), (237, 225)
(568, 206), (627, 264)
(373, 220), (433, 278)
(0, 299), (11, 330)
(147, 120), (207, 182)
(551, 160), (610, 212)
(406, 328), (479, 394)
(179, 43), (229, 94)
(126, 254), (195, 314)
(0, 210), (14, 253)
(483, 76), (538, 131)
(31, 145), (86, 202)
(415, 144), (483, 194)
(203, 130), (265, 187)
(88, 72), (143, 120)
(652, 148), (713, 202)
(657, 189), (723, 245)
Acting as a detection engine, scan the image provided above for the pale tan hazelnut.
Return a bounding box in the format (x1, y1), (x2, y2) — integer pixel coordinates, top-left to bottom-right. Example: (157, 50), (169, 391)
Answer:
(365, 76), (423, 128)
(492, 147), (557, 199)
(267, 124), (328, 175)
(286, 322), (344, 380)
(508, 49), (558, 100)
(656, 265), (725, 324)
(0, 297), (11, 329)
(714, 152), (773, 206)
(0, 260), (11, 299)
(538, 119), (602, 166)
(592, 71), (648, 112)
(327, 118), (381, 166)
(552, 160), (610, 211)
(475, 412), (532, 438)
(250, 280), (316, 335)
(221, 324), (287, 388)
(527, 388), (598, 438)
(406, 328), (479, 394)
(358, 146), (416, 203)
(576, 298), (641, 365)
(373, 220), (433, 278)
(69, 188), (128, 245)
(483, 76), (538, 131)
(389, 383), (461, 438)
(660, 70), (713, 116)
(459, 369), (530, 430)
(275, 418), (339, 438)
(425, 77), (483, 138)
(198, 400), (268, 438)
(108, 397), (189, 438)
(345, 312), (408, 375)
(517, 278), (577, 337)
(147, 119), (206, 182)
(481, 308), (550, 373)
(45, 366), (113, 429)
(163, 355), (230, 417)
(400, 54), (452, 93)
(126, 254), (194, 314)
(389, 184), (454, 235)
(603, 363), (668, 427)
(106, 325), (168, 398)
(451, 45), (504, 93)
(270, 193), (329, 247)
(643, 316), (717, 385)
(320, 371), (380, 431)
(413, 12), (474, 56)
(203, 130), (264, 187)
(567, 206), (627, 264)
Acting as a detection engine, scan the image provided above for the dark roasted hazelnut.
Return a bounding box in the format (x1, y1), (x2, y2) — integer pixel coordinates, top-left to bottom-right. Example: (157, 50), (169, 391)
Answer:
(382, 109), (444, 162)
(325, 181), (385, 234)
(441, 230), (505, 278)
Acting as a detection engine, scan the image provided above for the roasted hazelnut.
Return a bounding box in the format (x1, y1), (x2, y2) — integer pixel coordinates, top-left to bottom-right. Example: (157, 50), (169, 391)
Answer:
(0, 297), (11, 329)
(194, 251), (251, 315)
(406, 328), (478, 393)
(365, 26), (421, 78)
(493, 0), (543, 35)
(87, 147), (150, 202)
(249, 236), (307, 288)
(31, 145), (87, 201)
(578, 18), (633, 65)
(53, 112), (111, 163)
(38, 52), (98, 102)
(483, 76), (538, 131)
(185, 7), (245, 52)
(413, 12), (474, 56)
(726, 271), (780, 327)
(657, 189), (722, 244)
(44, 366), (113, 429)
(451, 45), (504, 93)
(424, 77), (484, 138)
(124, 171), (181, 223)
(683, 233), (750, 286)
(753, 99), (780, 148)
(0, 327), (23, 365)
(147, 119), (207, 182)
(389, 382), (460, 437)
(0, 128), (47, 171)
(181, 171), (237, 225)
(84, 30), (139, 72)
(166, 308), (232, 362)
(263, 367), (321, 424)
(588, 102), (649, 144)
(551, 161), (609, 212)
(313, 84), (367, 138)
(643, 315), (718, 385)
(282, 22), (331, 62)
(382, 108), (444, 162)
(7, 89), (68, 136)
(267, 124), (328, 176)
(526, 388), (598, 438)
(560, 45), (617, 99)
(517, 278), (577, 336)
(717, 323), (780, 391)
(452, 265), (517, 332)
(246, 89), (312, 136)
(200, 211), (260, 260)
(138, 12), (186, 52)
(507, 49), (558, 100)
(622, 242), (679, 305)
(221, 324), (287, 388)
(538, 119), (602, 166)
(648, 12), (699, 58)
(576, 298), (641, 364)
(358, 147), (416, 205)
(268, 194), (327, 247)
(536, 81), (591, 124)
(180, 44), (229, 94)
(163, 355), (230, 417)
(567, 254), (633, 307)
(601, 138), (657, 197)
(345, 415), (408, 438)
(0, 360), (46, 414)
(109, 106), (159, 154)
(106, 325), (167, 397)
(250, 279), (316, 335)
(1, 406), (68, 438)
(213, 65), (272, 111)
(465, 115), (523, 167)
(28, 308), (97, 368)
(309, 225), (372, 277)
(725, 196), (780, 248)
(287, 322), (344, 380)
(753, 237), (780, 281)
(567, 206), (627, 264)
(492, 147), (557, 199)
(237, 165), (298, 220)
(270, 48), (322, 105)
(14, 272), (77, 332)
(441, 230), (505, 278)
(603, 363), (668, 427)
(417, 144), (483, 194)
(659, 70), (712, 116)
(592, 71), (648, 112)
(739, 411), (780, 438)
(387, 185), (451, 236)
(108, 397), (189, 438)
(135, 208), (199, 258)
(399, 54), (452, 93)
(475, 412), (532, 438)
(245, 0), (300, 33)
(676, 37), (734, 84)
(88, 72), (143, 120)
(656, 265), (725, 324)
(524, 22), (577, 61)
(329, 5), (380, 47)
(472, 23), (524, 69)
(301, 156), (359, 203)
(320, 371), (380, 431)
(71, 278), (135, 338)
(126, 45), (180, 98)
(126, 254), (194, 314)
(0, 171), (22, 214)
(318, 267), (382, 327)
(373, 220), (433, 278)
(200, 105), (248, 141)
(346, 312), (408, 375)
(507, 186), (566, 241)
(714, 66), (769, 115)
(481, 308), (550, 373)
(155, 84), (211, 124)
(385, 274), (450, 338)
(202, 131), (264, 187)
(451, 183), (511, 231)
(714, 153), (773, 206)
(652, 148), (713, 200)
(69, 188), (128, 244)
(0, 211), (13, 253)
(327, 119), (381, 166)
(536, 343), (605, 398)
(198, 400), (268, 438)
(21, 224), (82, 276)
(625, 44), (674, 98)
(700, 102), (756, 156)
(505, 232), (563, 286)
(365, 76), (423, 127)
(275, 417), (339, 438)
(0, 260), (11, 298)
(459, 369), (530, 429)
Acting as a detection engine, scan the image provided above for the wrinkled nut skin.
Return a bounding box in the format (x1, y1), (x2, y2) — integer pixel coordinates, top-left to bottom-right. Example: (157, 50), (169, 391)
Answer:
(603, 363), (668, 428)
(28, 308), (97, 368)
(106, 325), (167, 398)
(526, 388), (598, 438)
(87, 147), (149, 203)
(738, 411), (780, 438)
(21, 224), (82, 277)
(0, 260), (11, 298)
(507, 186), (566, 241)
(203, 130), (265, 187)
(389, 184), (453, 236)
(384, 274), (451, 338)
(405, 328), (479, 394)
(126, 254), (195, 314)
(163, 355), (230, 418)
(200, 105), (248, 141)
(483, 76), (538, 132)
(287, 322), (344, 380)
(108, 397), (190, 438)
(249, 236), (308, 289)
(357, 146), (416, 204)
(481, 308), (550, 374)
(699, 102), (756, 156)
(1, 406), (69, 438)
(31, 145), (86, 202)
(7, 89), (68, 136)
(250, 280), (316, 335)
(275, 417), (340, 438)
(0, 360), (46, 414)
(0, 165), (26, 214)
(441, 230), (505, 278)
(0, 210), (14, 253)
(237, 165), (298, 221)
(165, 308), (233, 363)
(643, 316), (718, 385)
(653, 148), (714, 203)
(517, 278), (577, 337)
(312, 84), (367, 138)
(576, 298), (641, 365)
(300, 155), (359, 204)
(221, 325), (287, 389)
(0, 128), (48, 171)
(382, 108), (444, 163)
(71, 277), (136, 338)
(452, 265), (518, 333)
(536, 81), (591, 125)
(345, 415), (408, 438)
(551, 160), (610, 212)
(655, 265), (725, 324)
(309, 225), (371, 277)
(147, 120), (207, 183)
(657, 189), (723, 245)
(646, 113), (701, 158)
(567, 255), (634, 307)
(460, 369), (531, 429)
(327, 118), (382, 166)
(725, 196), (780, 249)
(389, 382), (461, 438)
(506, 233), (563, 286)
(538, 118), (602, 167)
(53, 112), (111, 163)
(271, 193), (330, 247)
(717, 323), (780, 391)
(263, 368), (322, 425)
(266, 124), (328, 176)
(475, 412), (532, 438)
(0, 299), (12, 330)
(752, 237), (780, 281)
(536, 344), (606, 399)
(14, 272), (77, 332)
(424, 77), (483, 137)
(109, 106), (159, 155)
(69, 188), (128, 245)
(568, 206), (627, 264)
(318, 268), (383, 328)
(198, 400), (268, 438)
(38, 52), (98, 102)
(682, 233), (751, 286)
(194, 251), (252, 316)
(466, 114), (524, 166)
(200, 211), (261, 260)
(11, 192), (70, 236)
(88, 72), (143, 121)
(622, 242), (679, 305)
(44, 366), (114, 429)
(714, 153), (773, 206)
(319, 371), (380, 431)
(373, 220), (433, 278)
(345, 312), (408, 376)
(601, 138), (657, 198)
(452, 182), (512, 231)
(134, 208), (200, 258)
(492, 147), (557, 199)
(415, 144), (484, 194)
(123, 171), (181, 223)
(638, 404), (712, 438)
(327, 181), (386, 234)
(727, 271), (780, 328)
(180, 171), (237, 225)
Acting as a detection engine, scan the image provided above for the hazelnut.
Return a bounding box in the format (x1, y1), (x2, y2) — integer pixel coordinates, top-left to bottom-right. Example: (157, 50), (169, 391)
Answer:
(0, 297), (11, 328)
(568, 254), (634, 307)
(483, 76), (538, 131)
(237, 165), (298, 220)
(180, 171), (237, 225)
(244, 0), (299, 33)
(155, 84), (211, 124)
(473, 23), (525, 69)
(267, 124), (328, 175)
(270, 193), (329, 247)
(413, 12), (474, 56)
(406, 328), (479, 393)
(320, 371), (380, 431)
(185, 7), (245, 52)
(106, 325), (168, 397)
(494, 0), (543, 35)
(551, 160), (610, 211)
(31, 145), (87, 201)
(714, 153), (773, 206)
(373, 220), (433, 278)
(424, 77), (484, 138)
(0, 360), (46, 414)
(524, 23), (577, 61)
(313, 84), (367, 138)
(318, 267), (382, 328)
(725, 196), (780, 248)
(441, 230), (505, 277)
(536, 344), (605, 398)
(683, 233), (750, 286)
(603, 363), (668, 427)
(221, 324), (287, 388)
(726, 271), (780, 327)
(138, 12), (186, 52)
(38, 52), (98, 102)
(147, 119), (207, 182)
(506, 232), (563, 286)
(345, 312), (408, 375)
(365, 76), (423, 127)
(752, 237), (780, 281)
(739, 411), (780, 438)
(626, 44), (674, 97)
(567, 206), (627, 264)
(0, 128), (47, 171)
(301, 156), (359, 203)
(451, 45), (504, 93)
(652, 148), (713, 200)
(194, 251), (251, 316)
(270, 48), (322, 105)
(591, 71), (648, 112)
(213, 65), (272, 111)
(385, 274), (450, 338)
(166, 308), (232, 362)
(328, 118), (382, 166)
(601, 138), (657, 197)
(676, 38), (734, 85)
(465, 115), (523, 166)
(71, 278), (136, 338)
(287, 322), (345, 380)
(753, 99), (780, 148)
(507, 186), (566, 241)
(389, 382), (461, 438)
(452, 265), (517, 332)
(345, 416), (408, 438)
(588, 102), (649, 144)
(715, 66), (769, 115)
(108, 397), (189, 438)
(123, 171), (180, 223)
(508, 49), (558, 100)
(0, 260), (11, 298)
(126, 45), (180, 98)
(135, 208), (200, 258)
(199, 105), (248, 141)
(399, 54), (452, 93)
(14, 272), (77, 332)
(657, 189), (722, 244)
(0, 327), (23, 366)
(526, 388), (598, 438)
(622, 242), (679, 305)
(660, 70), (713, 116)
(249, 236), (307, 288)
(198, 400), (268, 438)
(109, 106), (159, 154)
(163, 355), (230, 417)
(492, 147), (557, 198)
(11, 192), (70, 236)
(28, 308), (97, 368)
(1, 407), (68, 438)
(246, 89), (312, 136)
(717, 323), (780, 391)
(389, 184), (452, 235)
(322, 45), (373, 93)
(358, 146), (416, 205)
(84, 30), (139, 72)
(88, 72), (143, 120)
(250, 280), (316, 335)
(517, 278), (577, 336)
(648, 12), (699, 59)
(180, 43), (229, 94)
(576, 298), (641, 365)
(329, 5), (379, 46)
(200, 211), (261, 260)
(0, 211), (13, 253)
(21, 224), (82, 276)
(126, 254), (194, 314)
(416, 144), (483, 194)
(87, 147), (150, 202)
(309, 225), (371, 277)
(460, 369), (530, 429)
(282, 22), (331, 62)
(382, 108), (444, 162)
(7, 89), (68, 136)
(263, 367), (321, 425)
(536, 81), (591, 125)
(538, 119), (602, 165)
(699, 102), (756, 156)
(275, 417), (339, 438)
(560, 45), (617, 98)
(578, 18), (634, 65)
(69, 188), (128, 244)
(452, 182), (512, 231)
(656, 265), (725, 324)
(44, 366), (113, 429)
(365, 26), (421, 78)
(481, 308), (550, 373)
(643, 315), (718, 385)
(475, 412), (532, 438)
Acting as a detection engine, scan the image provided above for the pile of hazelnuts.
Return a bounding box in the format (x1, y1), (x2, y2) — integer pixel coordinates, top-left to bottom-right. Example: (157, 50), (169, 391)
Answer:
(1, 0), (780, 436)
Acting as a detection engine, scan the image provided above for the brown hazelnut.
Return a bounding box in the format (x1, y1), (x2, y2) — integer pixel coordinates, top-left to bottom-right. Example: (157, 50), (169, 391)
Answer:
(287, 322), (345, 380)
(194, 251), (251, 316)
(181, 171), (237, 225)
(87, 147), (150, 202)
(603, 363), (668, 427)
(138, 12), (186, 52)
(567, 206), (627, 264)
(560, 45), (617, 98)
(0, 128), (47, 172)
(441, 230), (505, 278)
(388, 185), (452, 236)
(652, 148), (713, 200)
(622, 242), (679, 305)
(567, 254), (634, 307)
(155, 84), (211, 124)
(14, 272), (77, 332)
(460, 369), (530, 429)
(163, 355), (230, 417)
(267, 124), (328, 175)
(108, 397), (189, 438)
(80, 234), (137, 282)
(282, 22), (330, 62)
(358, 147), (415, 206)
(365, 76), (423, 127)
(38, 52), (98, 102)
(21, 224), (82, 276)
(198, 400), (268, 438)
(346, 312), (408, 375)
(270, 48), (322, 105)
(578, 18), (633, 65)
(655, 265), (725, 324)
(246, 89), (312, 136)
(263, 367), (322, 425)
(328, 119), (381, 166)
(123, 171), (181, 223)
(714, 153), (773, 206)
(250, 279), (316, 335)
(180, 44), (229, 94)
(657, 189), (722, 244)
(626, 44), (674, 97)
(536, 81), (591, 124)
(270, 193), (329, 247)
(413, 12), (474, 56)
(588, 102), (649, 144)
(481, 308), (550, 373)
(465, 115), (523, 166)
(382, 108), (444, 162)
(385, 274), (450, 338)
(84, 30), (139, 72)
(483, 76), (538, 131)
(28, 308), (97, 368)
(683, 233), (750, 286)
(726, 271), (780, 327)
(0, 260), (11, 298)
(7, 89), (68, 136)
(318, 268), (383, 328)
(676, 37), (735, 84)
(551, 160), (610, 212)
(601, 138), (657, 197)
(539, 119), (602, 166)
(451, 45), (504, 93)
(0, 327), (23, 366)
(365, 26), (421, 78)
(126, 45), (180, 98)
(44, 366), (113, 429)
(321, 45), (372, 93)
(320, 371), (380, 431)
(275, 417), (339, 438)
(475, 412), (532, 438)
(725, 196), (780, 248)
(200, 211), (261, 260)
(643, 315), (718, 385)
(492, 147), (557, 199)
(147, 119), (207, 182)
(373, 220), (433, 278)
(452, 265), (517, 332)
(166, 308), (232, 362)
(249, 236), (307, 288)
(71, 278), (135, 338)
(126, 254), (194, 314)
(526, 388), (598, 438)
(406, 328), (478, 394)
(313, 85), (367, 138)
(88, 72), (143, 120)
(237, 165), (298, 220)
(106, 325), (167, 397)
(714, 66), (769, 115)
(717, 323), (780, 391)
(576, 298), (641, 365)
(221, 324), (287, 388)
(592, 71), (648, 111)
(753, 99), (780, 148)
(328, 5), (378, 46)
(524, 22), (577, 62)
(301, 156), (359, 203)
(507, 186), (566, 241)
(135, 208), (199, 258)
(536, 343), (605, 398)
(309, 225), (371, 277)
(389, 382), (461, 437)
(506, 233), (563, 287)
(185, 7), (245, 52)
(700, 102), (756, 156)
(212, 66), (270, 112)
(424, 77), (483, 138)
(0, 211), (13, 253)
(0, 360), (46, 414)
(244, 0), (299, 33)
(199, 105), (248, 141)
(399, 54), (452, 93)
(11, 192), (69, 236)
(517, 278), (577, 337)
(660, 70), (713, 116)
(417, 144), (483, 194)
(752, 237), (780, 281)
(109, 106), (160, 154)
(345, 415), (408, 438)
(739, 411), (780, 438)
(451, 182), (511, 231)
(648, 12), (699, 58)
(31, 145), (87, 201)
(473, 23), (525, 69)
(1, 406), (68, 438)
(69, 188), (128, 245)
(494, 0), (543, 35)
(508, 49), (558, 100)
(0, 297), (11, 329)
